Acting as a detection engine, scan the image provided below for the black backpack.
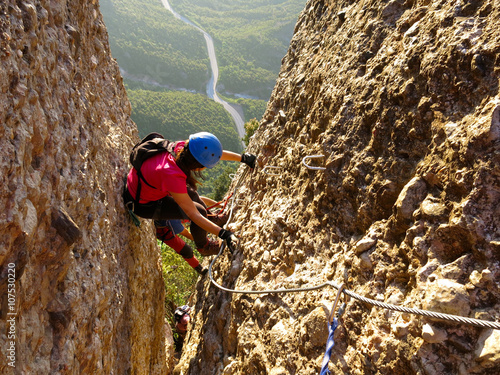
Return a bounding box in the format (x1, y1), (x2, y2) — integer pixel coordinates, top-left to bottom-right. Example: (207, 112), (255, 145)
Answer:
(129, 132), (175, 204)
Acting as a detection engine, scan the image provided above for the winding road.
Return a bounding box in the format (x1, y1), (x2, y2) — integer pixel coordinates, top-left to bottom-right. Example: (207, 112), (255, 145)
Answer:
(160, 0), (246, 146)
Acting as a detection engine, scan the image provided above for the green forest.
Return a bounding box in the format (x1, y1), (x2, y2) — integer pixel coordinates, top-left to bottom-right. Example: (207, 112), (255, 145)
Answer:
(128, 89), (240, 151)
(101, 0), (305, 99)
(100, 0), (209, 92)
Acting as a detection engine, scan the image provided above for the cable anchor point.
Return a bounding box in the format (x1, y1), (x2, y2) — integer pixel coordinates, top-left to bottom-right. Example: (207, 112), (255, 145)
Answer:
(302, 155), (326, 170)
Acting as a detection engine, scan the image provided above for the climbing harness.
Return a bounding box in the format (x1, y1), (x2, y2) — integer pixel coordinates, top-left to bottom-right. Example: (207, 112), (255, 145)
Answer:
(302, 154), (326, 170)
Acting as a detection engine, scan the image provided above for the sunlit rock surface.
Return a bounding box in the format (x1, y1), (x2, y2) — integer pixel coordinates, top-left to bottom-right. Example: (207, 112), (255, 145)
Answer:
(176, 1), (500, 374)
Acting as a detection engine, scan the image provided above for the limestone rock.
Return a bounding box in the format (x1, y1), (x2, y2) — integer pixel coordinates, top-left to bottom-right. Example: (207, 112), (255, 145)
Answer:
(0, 1), (171, 374)
(51, 207), (82, 246)
(421, 196), (447, 219)
(423, 278), (471, 317)
(394, 176), (427, 224)
(475, 329), (500, 368)
(300, 306), (329, 348)
(355, 237), (377, 254)
(422, 323), (447, 344)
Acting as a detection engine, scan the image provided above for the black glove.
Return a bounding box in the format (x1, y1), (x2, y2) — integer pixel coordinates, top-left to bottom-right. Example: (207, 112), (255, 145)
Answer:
(218, 229), (238, 253)
(241, 153), (257, 169)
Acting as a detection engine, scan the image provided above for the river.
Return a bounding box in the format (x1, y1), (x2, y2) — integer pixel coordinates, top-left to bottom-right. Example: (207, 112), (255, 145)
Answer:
(160, 0), (246, 147)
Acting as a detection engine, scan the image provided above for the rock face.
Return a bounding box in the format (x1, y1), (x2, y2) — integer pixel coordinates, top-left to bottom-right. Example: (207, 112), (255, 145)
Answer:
(0, 1), (172, 374)
(176, 1), (500, 374)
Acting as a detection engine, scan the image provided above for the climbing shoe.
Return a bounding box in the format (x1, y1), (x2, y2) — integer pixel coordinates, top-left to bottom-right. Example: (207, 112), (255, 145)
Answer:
(194, 264), (208, 276)
(208, 212), (229, 227)
(198, 239), (221, 256)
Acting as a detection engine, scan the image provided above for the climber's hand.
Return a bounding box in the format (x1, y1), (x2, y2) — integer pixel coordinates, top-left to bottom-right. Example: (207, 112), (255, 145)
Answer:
(218, 229), (238, 253)
(241, 153), (257, 169)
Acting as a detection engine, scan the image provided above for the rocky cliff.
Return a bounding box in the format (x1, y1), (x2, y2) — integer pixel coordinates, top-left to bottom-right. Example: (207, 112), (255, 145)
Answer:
(176, 1), (500, 374)
(0, 1), (172, 374)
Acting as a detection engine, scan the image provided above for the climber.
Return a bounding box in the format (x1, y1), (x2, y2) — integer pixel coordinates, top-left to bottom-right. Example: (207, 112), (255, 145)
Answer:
(174, 304), (191, 353)
(123, 132), (257, 256)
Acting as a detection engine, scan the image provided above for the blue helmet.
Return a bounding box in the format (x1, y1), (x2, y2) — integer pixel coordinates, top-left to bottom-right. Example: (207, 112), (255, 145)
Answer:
(188, 132), (223, 169)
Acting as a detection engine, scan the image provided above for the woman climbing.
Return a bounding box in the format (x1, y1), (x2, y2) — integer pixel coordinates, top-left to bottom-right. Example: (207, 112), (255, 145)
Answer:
(123, 132), (256, 262)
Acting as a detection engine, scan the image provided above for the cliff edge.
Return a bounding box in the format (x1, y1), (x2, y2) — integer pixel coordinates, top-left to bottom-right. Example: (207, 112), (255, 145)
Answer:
(0, 1), (172, 373)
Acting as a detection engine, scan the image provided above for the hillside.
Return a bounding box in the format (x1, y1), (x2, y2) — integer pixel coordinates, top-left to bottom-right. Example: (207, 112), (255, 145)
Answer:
(100, 0), (209, 92)
(101, 0), (306, 100)
(100, 0), (274, 153)
(175, 1), (500, 374)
